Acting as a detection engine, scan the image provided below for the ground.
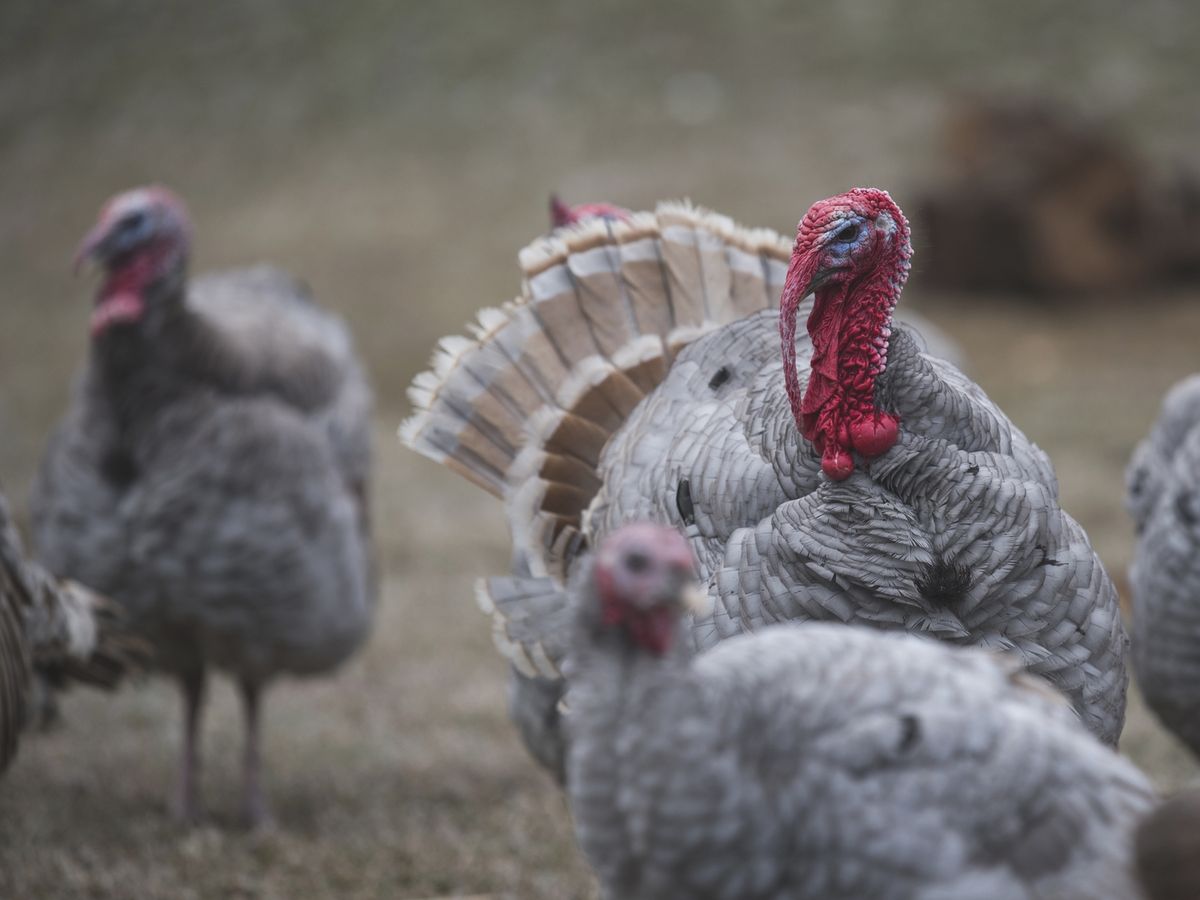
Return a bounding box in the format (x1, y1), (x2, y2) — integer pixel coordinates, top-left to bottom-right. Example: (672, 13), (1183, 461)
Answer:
(1, 3), (1199, 898)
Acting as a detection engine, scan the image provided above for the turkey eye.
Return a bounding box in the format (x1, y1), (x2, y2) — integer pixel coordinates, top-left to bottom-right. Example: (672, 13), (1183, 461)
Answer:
(120, 211), (147, 234)
(835, 223), (859, 243)
(625, 552), (650, 573)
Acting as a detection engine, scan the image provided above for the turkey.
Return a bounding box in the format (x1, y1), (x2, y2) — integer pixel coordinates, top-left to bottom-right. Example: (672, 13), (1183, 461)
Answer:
(0, 486), (141, 777)
(1135, 785), (1200, 900)
(565, 522), (1153, 900)
(31, 186), (375, 826)
(549, 194), (632, 230)
(1126, 374), (1200, 533)
(1126, 375), (1200, 757)
(401, 190), (1127, 779)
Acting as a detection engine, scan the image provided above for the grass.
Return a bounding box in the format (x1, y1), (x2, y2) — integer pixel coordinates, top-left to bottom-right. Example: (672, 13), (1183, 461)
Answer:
(1, 2), (1199, 897)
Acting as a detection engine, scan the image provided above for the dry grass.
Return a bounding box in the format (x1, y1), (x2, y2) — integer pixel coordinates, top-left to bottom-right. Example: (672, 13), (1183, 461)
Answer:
(1, 2), (1199, 898)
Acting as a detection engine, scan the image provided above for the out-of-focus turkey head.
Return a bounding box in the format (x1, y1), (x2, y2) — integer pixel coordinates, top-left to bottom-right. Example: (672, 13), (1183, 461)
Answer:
(592, 522), (703, 657)
(74, 186), (192, 337)
(549, 194), (632, 229)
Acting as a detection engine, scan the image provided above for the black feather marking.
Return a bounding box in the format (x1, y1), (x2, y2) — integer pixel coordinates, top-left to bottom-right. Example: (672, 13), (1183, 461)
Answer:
(1035, 544), (1065, 567)
(708, 366), (732, 391)
(676, 479), (695, 527)
(965, 464), (980, 476)
(897, 714), (920, 753)
(916, 559), (973, 606)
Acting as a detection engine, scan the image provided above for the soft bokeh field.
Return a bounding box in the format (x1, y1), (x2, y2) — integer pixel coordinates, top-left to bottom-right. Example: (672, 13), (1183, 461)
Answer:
(1, 3), (1199, 897)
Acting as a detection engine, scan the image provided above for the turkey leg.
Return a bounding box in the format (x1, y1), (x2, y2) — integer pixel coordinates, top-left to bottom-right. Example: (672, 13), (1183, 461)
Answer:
(239, 678), (272, 829)
(171, 666), (205, 825)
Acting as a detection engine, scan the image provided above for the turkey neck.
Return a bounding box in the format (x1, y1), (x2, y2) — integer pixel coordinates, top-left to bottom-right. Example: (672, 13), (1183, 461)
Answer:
(781, 239), (911, 481)
(90, 268), (228, 439)
(568, 585), (694, 748)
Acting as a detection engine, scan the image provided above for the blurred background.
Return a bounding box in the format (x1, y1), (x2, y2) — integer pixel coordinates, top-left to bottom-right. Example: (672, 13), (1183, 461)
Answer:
(1, 2), (1198, 897)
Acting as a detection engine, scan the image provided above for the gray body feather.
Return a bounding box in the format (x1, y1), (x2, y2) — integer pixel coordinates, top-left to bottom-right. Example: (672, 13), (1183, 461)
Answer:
(589, 310), (1125, 745)
(567, 583), (1152, 900)
(1126, 375), (1200, 534)
(1128, 376), (1200, 756)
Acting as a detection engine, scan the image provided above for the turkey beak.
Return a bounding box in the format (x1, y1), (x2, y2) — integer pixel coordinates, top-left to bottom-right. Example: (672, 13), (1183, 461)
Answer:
(803, 266), (834, 296)
(73, 219), (111, 275)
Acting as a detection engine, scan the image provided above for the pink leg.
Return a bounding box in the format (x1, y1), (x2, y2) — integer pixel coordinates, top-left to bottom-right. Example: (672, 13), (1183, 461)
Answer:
(240, 679), (273, 829)
(171, 668), (205, 825)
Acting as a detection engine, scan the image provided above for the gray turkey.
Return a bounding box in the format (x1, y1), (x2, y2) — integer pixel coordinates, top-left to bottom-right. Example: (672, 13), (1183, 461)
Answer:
(1126, 375), (1200, 758)
(32, 186), (375, 826)
(1126, 374), (1200, 533)
(565, 522), (1152, 900)
(0, 486), (141, 777)
(401, 190), (1127, 781)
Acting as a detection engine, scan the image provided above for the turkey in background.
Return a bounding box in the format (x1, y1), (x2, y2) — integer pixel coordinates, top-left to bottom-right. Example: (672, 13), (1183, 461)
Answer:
(31, 186), (376, 827)
(1127, 374), (1200, 761)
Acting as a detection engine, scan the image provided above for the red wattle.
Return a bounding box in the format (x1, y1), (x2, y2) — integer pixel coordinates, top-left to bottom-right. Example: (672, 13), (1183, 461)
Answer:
(90, 292), (146, 337)
(821, 447), (855, 481)
(849, 412), (899, 458)
(631, 606), (677, 656)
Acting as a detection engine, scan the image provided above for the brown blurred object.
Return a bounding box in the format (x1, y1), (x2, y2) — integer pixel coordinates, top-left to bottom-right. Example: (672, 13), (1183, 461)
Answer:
(1135, 786), (1200, 900)
(917, 96), (1200, 294)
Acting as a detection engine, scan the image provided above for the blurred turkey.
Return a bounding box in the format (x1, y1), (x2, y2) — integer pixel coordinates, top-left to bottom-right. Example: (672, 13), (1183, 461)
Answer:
(0, 486), (141, 777)
(1126, 375), (1200, 534)
(402, 190), (1127, 782)
(1126, 375), (1200, 758)
(549, 194), (632, 230)
(31, 186), (375, 826)
(917, 95), (1200, 294)
(565, 523), (1152, 900)
(1135, 785), (1200, 900)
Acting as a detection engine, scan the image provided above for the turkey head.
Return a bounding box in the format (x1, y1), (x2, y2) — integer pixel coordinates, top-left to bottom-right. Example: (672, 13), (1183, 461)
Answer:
(548, 194), (632, 229)
(591, 523), (702, 657)
(75, 186), (192, 337)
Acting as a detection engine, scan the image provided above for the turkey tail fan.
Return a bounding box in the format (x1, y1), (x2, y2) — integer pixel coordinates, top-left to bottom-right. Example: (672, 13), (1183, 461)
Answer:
(28, 579), (148, 690)
(401, 200), (792, 582)
(475, 575), (571, 679)
(0, 489), (145, 696)
(0, 591), (29, 775)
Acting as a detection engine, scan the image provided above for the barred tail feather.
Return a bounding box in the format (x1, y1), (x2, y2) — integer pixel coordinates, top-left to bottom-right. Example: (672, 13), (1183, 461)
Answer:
(401, 200), (793, 586)
(476, 575), (571, 678)
(31, 581), (147, 690)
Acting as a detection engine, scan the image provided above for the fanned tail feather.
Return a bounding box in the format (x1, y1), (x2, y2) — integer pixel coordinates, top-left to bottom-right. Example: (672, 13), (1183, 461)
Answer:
(29, 579), (148, 690)
(402, 201), (793, 670)
(476, 575), (571, 678)
(401, 201), (792, 585)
